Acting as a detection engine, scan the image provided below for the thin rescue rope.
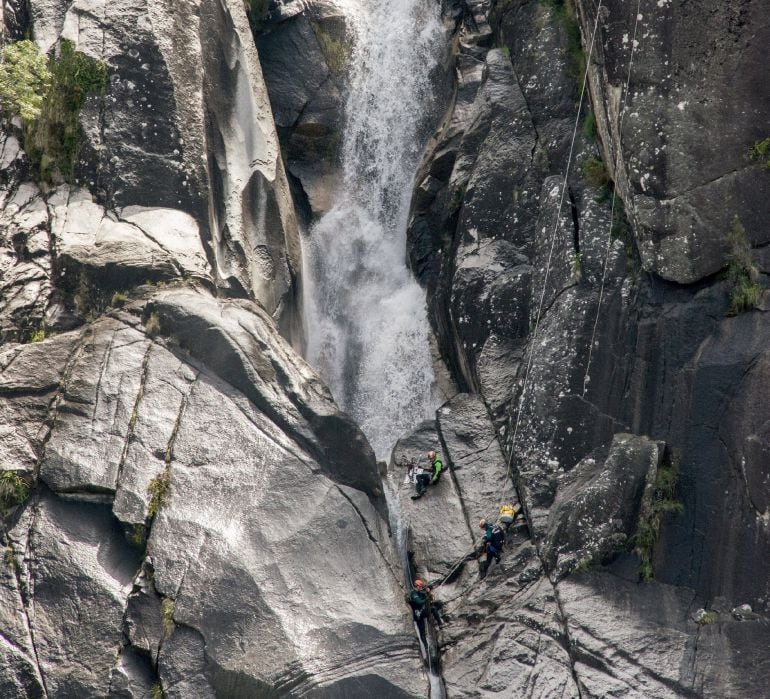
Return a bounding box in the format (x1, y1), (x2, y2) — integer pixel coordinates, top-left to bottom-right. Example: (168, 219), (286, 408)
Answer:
(500, 1), (605, 500)
(582, 0), (644, 397)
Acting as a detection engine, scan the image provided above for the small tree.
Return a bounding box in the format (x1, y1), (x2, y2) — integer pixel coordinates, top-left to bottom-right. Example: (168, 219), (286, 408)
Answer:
(0, 40), (51, 123)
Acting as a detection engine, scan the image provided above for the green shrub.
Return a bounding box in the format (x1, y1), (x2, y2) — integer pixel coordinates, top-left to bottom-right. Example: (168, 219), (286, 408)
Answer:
(151, 682), (164, 699)
(582, 110), (596, 139)
(544, 0), (585, 85)
(26, 40), (107, 183)
(634, 449), (684, 580)
(748, 137), (770, 169)
(582, 157), (610, 190)
(147, 468), (171, 518)
(129, 523), (146, 549)
(0, 41), (51, 123)
(725, 217), (762, 315)
(697, 611), (718, 625)
(29, 328), (46, 343)
(111, 291), (129, 308)
(0, 471), (28, 509)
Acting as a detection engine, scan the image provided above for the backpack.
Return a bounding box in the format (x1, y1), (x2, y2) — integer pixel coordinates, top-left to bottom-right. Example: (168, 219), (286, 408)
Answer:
(490, 526), (505, 549)
(498, 504), (517, 525)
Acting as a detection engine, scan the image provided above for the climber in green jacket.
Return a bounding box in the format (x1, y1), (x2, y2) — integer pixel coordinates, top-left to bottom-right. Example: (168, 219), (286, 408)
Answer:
(427, 450), (443, 484)
(410, 450), (443, 500)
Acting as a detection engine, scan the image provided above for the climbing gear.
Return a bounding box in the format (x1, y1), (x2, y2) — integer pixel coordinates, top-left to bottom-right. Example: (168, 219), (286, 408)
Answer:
(498, 504), (516, 525)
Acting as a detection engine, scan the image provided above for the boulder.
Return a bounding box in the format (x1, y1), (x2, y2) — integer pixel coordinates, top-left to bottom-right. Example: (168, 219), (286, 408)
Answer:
(542, 434), (665, 577)
(0, 288), (425, 696)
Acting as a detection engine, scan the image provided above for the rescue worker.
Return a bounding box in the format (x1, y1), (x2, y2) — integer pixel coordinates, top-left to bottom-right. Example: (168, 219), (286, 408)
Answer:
(407, 579), (446, 638)
(427, 450), (443, 484)
(478, 518), (505, 578)
(411, 450), (443, 499)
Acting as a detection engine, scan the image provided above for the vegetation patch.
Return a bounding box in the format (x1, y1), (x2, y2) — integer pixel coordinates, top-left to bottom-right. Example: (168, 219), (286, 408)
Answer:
(725, 217), (762, 315)
(111, 291), (129, 308)
(582, 156), (610, 191)
(582, 110), (597, 140)
(697, 610), (718, 626)
(147, 467), (171, 518)
(748, 137), (770, 169)
(543, 0), (586, 86)
(161, 597), (175, 636)
(29, 327), (46, 343)
(634, 449), (684, 581)
(0, 40), (51, 122)
(449, 183), (468, 214)
(151, 682), (164, 699)
(25, 40), (107, 183)
(311, 22), (352, 75)
(145, 312), (162, 338)
(571, 251), (583, 280)
(0, 471), (29, 510)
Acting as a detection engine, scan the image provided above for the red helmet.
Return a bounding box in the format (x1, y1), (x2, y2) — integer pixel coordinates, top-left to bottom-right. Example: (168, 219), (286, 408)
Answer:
(479, 519), (487, 528)
(414, 579), (425, 588)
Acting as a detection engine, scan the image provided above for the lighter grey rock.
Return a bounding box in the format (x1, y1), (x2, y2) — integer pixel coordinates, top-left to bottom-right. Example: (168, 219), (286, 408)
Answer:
(0, 286), (424, 696)
(436, 393), (518, 538)
(30, 0), (303, 332)
(543, 434), (664, 577)
(7, 493), (140, 697)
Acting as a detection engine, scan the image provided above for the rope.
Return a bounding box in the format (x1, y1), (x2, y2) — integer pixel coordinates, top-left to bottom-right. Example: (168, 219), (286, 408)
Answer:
(581, 0), (644, 397)
(500, 0), (605, 497)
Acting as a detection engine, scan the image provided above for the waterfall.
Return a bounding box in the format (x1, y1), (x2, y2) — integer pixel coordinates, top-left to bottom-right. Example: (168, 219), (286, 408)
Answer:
(303, 0), (446, 459)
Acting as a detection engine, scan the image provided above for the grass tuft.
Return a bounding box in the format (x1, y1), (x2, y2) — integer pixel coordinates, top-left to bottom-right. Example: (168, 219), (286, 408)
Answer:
(147, 468), (171, 518)
(145, 312), (162, 338)
(725, 217), (762, 315)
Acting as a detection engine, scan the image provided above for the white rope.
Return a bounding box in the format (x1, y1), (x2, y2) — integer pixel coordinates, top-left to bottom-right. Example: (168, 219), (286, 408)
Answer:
(581, 0), (644, 397)
(501, 0), (605, 499)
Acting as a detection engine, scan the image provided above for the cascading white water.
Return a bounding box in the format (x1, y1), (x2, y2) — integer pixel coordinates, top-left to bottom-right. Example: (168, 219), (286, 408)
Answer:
(303, 0), (446, 458)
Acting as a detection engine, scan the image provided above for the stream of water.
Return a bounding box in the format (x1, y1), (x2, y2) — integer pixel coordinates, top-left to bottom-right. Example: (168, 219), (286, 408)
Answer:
(302, 0), (446, 459)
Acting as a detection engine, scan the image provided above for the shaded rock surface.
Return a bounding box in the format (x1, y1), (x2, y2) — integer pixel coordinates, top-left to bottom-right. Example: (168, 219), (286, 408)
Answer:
(576, 0), (770, 283)
(401, 0), (770, 695)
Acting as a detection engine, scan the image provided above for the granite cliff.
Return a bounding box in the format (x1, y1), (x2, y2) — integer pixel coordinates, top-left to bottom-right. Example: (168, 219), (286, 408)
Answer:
(1, 0), (769, 697)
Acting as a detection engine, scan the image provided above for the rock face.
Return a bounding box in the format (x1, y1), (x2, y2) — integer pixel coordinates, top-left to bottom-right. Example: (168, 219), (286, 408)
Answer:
(255, 0), (350, 221)
(0, 287), (424, 697)
(31, 0), (302, 338)
(0, 0), (431, 696)
(401, 0), (770, 695)
(576, 0), (770, 283)
(3, 0), (770, 695)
